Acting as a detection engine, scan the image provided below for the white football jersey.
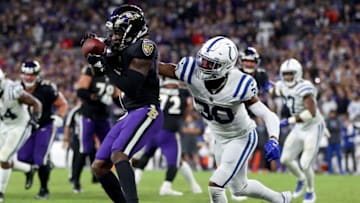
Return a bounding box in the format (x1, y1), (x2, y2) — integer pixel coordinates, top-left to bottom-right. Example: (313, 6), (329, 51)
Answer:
(277, 79), (323, 126)
(0, 79), (30, 125)
(175, 56), (257, 140)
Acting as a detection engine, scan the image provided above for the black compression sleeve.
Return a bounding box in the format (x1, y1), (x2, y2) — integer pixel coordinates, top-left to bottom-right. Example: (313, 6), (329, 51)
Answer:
(76, 88), (92, 100)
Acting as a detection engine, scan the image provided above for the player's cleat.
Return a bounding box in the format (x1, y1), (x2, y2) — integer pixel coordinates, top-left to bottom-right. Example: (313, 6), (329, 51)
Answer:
(0, 192), (4, 202)
(293, 180), (305, 198)
(281, 191), (293, 203)
(231, 194), (248, 201)
(73, 184), (83, 194)
(35, 188), (49, 200)
(25, 167), (36, 190)
(303, 192), (316, 203)
(159, 182), (183, 196)
(191, 183), (203, 194)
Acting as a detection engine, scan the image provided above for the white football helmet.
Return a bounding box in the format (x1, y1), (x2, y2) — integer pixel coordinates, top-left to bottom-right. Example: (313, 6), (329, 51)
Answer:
(196, 36), (238, 80)
(280, 58), (303, 87)
(21, 60), (41, 88)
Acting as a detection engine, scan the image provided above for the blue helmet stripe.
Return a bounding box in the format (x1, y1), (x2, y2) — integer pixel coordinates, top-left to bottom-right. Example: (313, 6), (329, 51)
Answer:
(206, 37), (224, 52)
(187, 59), (196, 84)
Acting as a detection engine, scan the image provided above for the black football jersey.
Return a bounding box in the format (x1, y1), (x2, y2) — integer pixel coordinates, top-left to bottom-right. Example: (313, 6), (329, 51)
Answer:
(79, 66), (114, 120)
(26, 80), (59, 127)
(104, 39), (160, 110)
(160, 87), (189, 132)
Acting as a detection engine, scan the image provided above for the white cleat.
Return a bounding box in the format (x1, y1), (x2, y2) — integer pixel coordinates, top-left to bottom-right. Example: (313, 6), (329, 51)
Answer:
(191, 183), (203, 194)
(303, 192), (316, 203)
(159, 187), (183, 196)
(281, 191), (293, 203)
(231, 194), (248, 201)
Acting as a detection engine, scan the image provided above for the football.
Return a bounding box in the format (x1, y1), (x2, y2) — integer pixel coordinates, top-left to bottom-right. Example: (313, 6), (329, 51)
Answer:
(81, 38), (105, 57)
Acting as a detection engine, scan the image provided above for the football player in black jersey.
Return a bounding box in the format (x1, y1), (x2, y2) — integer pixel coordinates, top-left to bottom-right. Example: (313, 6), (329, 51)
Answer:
(72, 63), (120, 193)
(86, 5), (164, 203)
(133, 77), (202, 196)
(17, 60), (68, 199)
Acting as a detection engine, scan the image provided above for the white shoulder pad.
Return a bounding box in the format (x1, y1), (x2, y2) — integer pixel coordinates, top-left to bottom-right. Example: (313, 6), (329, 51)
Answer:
(7, 82), (24, 100)
(295, 80), (315, 97)
(232, 73), (258, 101)
(175, 56), (197, 84)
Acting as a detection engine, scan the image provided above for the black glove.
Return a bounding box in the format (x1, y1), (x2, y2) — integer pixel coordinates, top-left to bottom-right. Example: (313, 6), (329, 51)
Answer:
(86, 54), (106, 74)
(29, 111), (41, 130)
(80, 32), (97, 46)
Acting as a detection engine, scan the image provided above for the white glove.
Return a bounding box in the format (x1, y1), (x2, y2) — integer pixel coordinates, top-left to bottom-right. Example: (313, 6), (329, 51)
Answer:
(324, 127), (331, 138)
(100, 94), (113, 106)
(51, 115), (64, 128)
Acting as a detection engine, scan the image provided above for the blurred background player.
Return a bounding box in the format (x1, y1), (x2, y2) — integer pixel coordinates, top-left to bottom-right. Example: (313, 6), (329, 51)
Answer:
(158, 36), (292, 203)
(0, 69), (42, 202)
(72, 60), (120, 193)
(275, 58), (325, 203)
(88, 4), (164, 203)
(17, 60), (68, 199)
(133, 77), (202, 196)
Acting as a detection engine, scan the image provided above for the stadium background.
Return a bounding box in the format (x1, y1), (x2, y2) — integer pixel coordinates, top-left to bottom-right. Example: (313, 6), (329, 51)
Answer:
(0, 0), (360, 202)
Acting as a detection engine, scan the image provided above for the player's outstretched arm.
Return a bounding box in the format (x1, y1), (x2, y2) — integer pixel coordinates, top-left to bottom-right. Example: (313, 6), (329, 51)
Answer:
(158, 62), (177, 79)
(18, 91), (42, 117)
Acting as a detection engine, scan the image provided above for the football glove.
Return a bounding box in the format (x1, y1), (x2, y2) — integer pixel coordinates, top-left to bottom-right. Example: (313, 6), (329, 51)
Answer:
(264, 138), (280, 162)
(51, 115), (64, 128)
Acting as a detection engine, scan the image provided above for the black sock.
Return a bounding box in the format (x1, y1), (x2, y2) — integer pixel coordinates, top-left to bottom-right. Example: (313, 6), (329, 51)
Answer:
(137, 154), (151, 170)
(115, 160), (138, 203)
(73, 153), (87, 186)
(99, 171), (126, 203)
(38, 165), (51, 191)
(165, 165), (178, 182)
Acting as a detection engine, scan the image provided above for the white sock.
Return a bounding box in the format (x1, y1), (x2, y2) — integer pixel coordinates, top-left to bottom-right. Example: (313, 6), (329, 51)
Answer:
(134, 169), (143, 185)
(12, 159), (31, 173)
(161, 180), (172, 189)
(239, 179), (283, 203)
(179, 161), (197, 186)
(208, 186), (227, 203)
(303, 167), (315, 192)
(0, 168), (12, 193)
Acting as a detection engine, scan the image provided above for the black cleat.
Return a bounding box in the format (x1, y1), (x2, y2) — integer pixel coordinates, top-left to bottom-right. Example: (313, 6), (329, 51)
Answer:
(25, 167), (36, 190)
(0, 192), (4, 202)
(34, 188), (49, 200)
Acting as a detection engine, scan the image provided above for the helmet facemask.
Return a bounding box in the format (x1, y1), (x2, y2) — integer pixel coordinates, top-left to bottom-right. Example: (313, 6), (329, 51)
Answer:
(21, 61), (41, 88)
(279, 58), (303, 87)
(240, 47), (260, 74)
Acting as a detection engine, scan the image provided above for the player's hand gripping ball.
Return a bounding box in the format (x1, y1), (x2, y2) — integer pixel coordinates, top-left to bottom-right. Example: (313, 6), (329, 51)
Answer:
(81, 38), (105, 57)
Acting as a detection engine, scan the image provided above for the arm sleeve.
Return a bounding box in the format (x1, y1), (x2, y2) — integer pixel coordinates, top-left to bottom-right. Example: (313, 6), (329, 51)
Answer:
(248, 101), (280, 139)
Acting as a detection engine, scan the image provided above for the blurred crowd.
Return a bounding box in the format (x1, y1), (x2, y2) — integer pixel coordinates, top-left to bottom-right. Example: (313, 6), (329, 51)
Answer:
(1, 0), (360, 174)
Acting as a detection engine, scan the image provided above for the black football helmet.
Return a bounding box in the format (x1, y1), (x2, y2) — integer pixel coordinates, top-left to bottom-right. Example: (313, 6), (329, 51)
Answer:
(106, 4), (148, 51)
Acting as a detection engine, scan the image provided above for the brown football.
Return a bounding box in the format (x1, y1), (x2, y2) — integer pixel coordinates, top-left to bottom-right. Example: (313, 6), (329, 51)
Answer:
(81, 38), (105, 57)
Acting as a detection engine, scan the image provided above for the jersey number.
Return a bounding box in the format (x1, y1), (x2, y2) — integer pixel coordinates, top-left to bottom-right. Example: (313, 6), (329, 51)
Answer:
(194, 99), (234, 124)
(286, 96), (295, 114)
(159, 94), (181, 115)
(96, 82), (114, 96)
(1, 108), (17, 120)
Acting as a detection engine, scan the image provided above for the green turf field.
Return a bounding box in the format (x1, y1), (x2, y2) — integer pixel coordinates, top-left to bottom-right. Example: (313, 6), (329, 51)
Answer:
(4, 168), (360, 202)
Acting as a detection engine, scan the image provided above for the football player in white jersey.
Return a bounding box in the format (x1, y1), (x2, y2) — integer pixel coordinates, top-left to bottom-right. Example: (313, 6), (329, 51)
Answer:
(273, 58), (325, 203)
(0, 69), (42, 202)
(159, 36), (292, 203)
